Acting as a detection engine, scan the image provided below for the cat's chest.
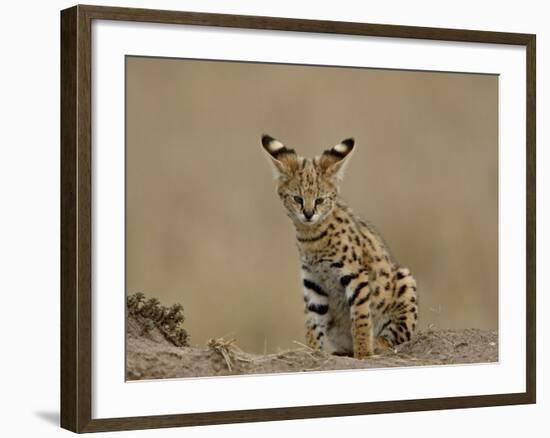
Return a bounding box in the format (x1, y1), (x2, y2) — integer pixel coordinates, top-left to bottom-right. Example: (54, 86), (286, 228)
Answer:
(303, 262), (346, 301)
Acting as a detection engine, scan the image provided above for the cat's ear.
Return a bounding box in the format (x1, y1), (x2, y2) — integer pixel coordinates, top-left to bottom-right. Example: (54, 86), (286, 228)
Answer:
(261, 134), (299, 179)
(319, 138), (355, 180)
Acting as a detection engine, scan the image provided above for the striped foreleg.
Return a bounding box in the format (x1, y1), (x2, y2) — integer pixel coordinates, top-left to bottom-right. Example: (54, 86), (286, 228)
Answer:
(341, 270), (374, 359)
(302, 278), (330, 351)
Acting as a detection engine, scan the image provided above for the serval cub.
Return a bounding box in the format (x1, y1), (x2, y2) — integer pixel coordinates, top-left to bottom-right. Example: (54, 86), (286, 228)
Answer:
(261, 135), (418, 359)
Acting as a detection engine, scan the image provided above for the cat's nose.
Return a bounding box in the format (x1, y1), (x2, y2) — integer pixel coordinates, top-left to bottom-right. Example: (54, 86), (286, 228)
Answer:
(304, 210), (314, 221)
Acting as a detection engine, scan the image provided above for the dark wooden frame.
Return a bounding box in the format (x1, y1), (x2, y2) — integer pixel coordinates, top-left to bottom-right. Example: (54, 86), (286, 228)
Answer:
(61, 4), (536, 433)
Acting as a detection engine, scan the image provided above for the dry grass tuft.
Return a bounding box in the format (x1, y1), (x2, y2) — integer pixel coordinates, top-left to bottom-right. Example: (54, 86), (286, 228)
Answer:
(127, 292), (190, 347)
(207, 337), (253, 370)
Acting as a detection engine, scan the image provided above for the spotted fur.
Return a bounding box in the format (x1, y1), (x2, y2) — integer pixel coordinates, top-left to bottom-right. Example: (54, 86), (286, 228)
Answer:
(261, 134), (418, 359)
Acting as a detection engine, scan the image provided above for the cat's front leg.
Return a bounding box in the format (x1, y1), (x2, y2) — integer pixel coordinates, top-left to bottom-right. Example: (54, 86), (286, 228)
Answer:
(341, 270), (374, 359)
(302, 277), (330, 351)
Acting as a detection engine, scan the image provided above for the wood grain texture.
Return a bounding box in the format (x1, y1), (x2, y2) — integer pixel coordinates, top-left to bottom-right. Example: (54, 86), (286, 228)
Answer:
(61, 5), (93, 432)
(60, 5), (78, 432)
(60, 4), (536, 433)
(79, 3), (533, 44)
(525, 34), (536, 404)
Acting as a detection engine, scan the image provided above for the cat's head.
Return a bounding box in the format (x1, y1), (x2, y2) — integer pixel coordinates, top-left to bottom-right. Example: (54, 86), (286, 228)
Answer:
(261, 134), (355, 226)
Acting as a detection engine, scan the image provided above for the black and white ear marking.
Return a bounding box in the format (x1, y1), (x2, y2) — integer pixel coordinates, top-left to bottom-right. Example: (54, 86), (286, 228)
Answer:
(261, 134), (299, 178)
(335, 138), (354, 155)
(262, 134), (295, 159)
(320, 138), (355, 180)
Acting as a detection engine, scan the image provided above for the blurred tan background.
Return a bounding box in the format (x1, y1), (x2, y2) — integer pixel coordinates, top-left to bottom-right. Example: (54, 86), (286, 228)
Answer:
(126, 56), (498, 353)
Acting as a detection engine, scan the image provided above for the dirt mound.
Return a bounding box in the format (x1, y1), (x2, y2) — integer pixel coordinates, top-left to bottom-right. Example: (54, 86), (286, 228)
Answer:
(126, 312), (498, 381)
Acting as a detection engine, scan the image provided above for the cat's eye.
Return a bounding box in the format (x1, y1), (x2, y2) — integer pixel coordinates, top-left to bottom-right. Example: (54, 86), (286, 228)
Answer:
(293, 195), (303, 205)
(315, 198), (325, 205)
